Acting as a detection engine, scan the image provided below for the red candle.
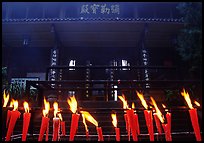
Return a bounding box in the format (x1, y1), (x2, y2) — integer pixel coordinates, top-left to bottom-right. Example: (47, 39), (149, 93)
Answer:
(22, 112), (31, 141)
(96, 127), (104, 141)
(162, 123), (172, 141)
(46, 122), (49, 141)
(127, 109), (138, 141)
(144, 110), (154, 141)
(6, 110), (11, 128)
(189, 108), (201, 141)
(52, 117), (60, 141)
(38, 116), (50, 141)
(85, 130), (89, 139)
(134, 113), (140, 135)
(61, 121), (66, 136)
(181, 89), (201, 141)
(22, 101), (31, 141)
(115, 127), (120, 141)
(38, 98), (50, 141)
(5, 110), (21, 141)
(124, 114), (130, 140)
(166, 112), (171, 133)
(69, 113), (80, 141)
(153, 113), (162, 134)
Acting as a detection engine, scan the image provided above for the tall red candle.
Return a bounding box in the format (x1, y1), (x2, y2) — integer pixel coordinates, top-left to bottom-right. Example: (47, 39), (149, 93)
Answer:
(61, 121), (66, 136)
(5, 100), (20, 141)
(144, 110), (154, 141)
(134, 113), (140, 135)
(22, 112), (31, 141)
(162, 123), (172, 141)
(96, 127), (104, 141)
(5, 110), (21, 141)
(189, 108), (201, 141)
(153, 113), (162, 134)
(181, 89), (201, 141)
(6, 110), (11, 128)
(22, 101), (31, 141)
(38, 116), (50, 141)
(166, 112), (171, 133)
(52, 117), (60, 141)
(127, 109), (138, 141)
(45, 122), (49, 141)
(115, 128), (120, 141)
(38, 97), (50, 141)
(69, 113), (80, 141)
(124, 114), (130, 140)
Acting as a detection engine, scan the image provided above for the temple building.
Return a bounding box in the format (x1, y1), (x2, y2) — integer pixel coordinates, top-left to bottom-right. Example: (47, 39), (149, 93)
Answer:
(2, 2), (202, 141)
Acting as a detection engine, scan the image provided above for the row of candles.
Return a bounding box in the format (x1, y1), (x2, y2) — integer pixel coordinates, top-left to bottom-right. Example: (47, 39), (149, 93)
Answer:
(2, 88), (201, 141)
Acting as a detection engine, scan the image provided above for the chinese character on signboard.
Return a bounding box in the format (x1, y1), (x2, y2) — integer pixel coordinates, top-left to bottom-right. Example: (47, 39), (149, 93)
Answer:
(80, 3), (120, 15)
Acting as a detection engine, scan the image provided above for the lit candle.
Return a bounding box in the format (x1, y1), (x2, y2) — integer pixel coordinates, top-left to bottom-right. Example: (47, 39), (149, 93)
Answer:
(67, 96), (80, 141)
(82, 113), (89, 140)
(52, 102), (60, 141)
(22, 101), (31, 141)
(7, 98), (14, 128)
(96, 127), (104, 141)
(153, 113), (162, 134)
(81, 111), (103, 141)
(151, 97), (172, 141)
(118, 95), (130, 140)
(127, 109), (138, 141)
(137, 91), (154, 141)
(132, 102), (140, 135)
(111, 113), (120, 141)
(5, 99), (21, 141)
(58, 113), (66, 136)
(2, 90), (10, 140)
(181, 89), (201, 141)
(38, 97), (50, 141)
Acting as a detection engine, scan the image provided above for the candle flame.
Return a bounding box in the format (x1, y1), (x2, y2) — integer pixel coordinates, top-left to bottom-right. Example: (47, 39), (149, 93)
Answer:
(150, 96), (164, 123)
(58, 113), (63, 121)
(9, 99), (14, 107)
(13, 99), (18, 111)
(181, 89), (193, 109)
(23, 101), (29, 113)
(162, 104), (166, 108)
(3, 90), (9, 107)
(43, 97), (50, 117)
(111, 113), (117, 128)
(118, 94), (128, 109)
(136, 91), (148, 109)
(82, 114), (88, 132)
(67, 96), (78, 114)
(132, 102), (135, 109)
(194, 101), (200, 107)
(53, 102), (59, 118)
(80, 111), (98, 127)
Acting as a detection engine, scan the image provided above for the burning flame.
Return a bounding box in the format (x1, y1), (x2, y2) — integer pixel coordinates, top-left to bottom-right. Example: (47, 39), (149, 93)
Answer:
(3, 90), (9, 107)
(58, 113), (63, 121)
(9, 99), (14, 107)
(181, 89), (193, 109)
(118, 94), (128, 109)
(43, 97), (50, 117)
(80, 111), (98, 127)
(136, 91), (148, 109)
(194, 101), (200, 107)
(150, 97), (164, 123)
(132, 102), (135, 109)
(111, 113), (117, 128)
(53, 102), (58, 118)
(82, 114), (88, 132)
(67, 96), (78, 114)
(162, 104), (166, 108)
(23, 101), (29, 113)
(13, 99), (18, 111)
